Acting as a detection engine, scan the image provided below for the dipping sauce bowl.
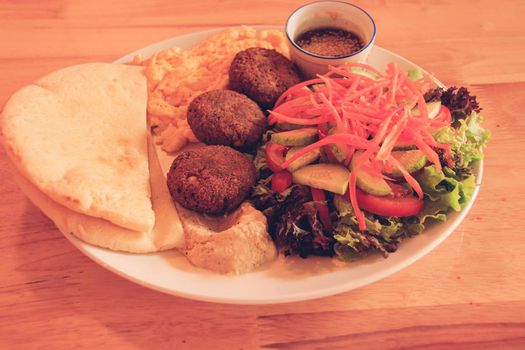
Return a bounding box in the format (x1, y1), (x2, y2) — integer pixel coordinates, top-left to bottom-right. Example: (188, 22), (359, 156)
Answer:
(286, 1), (377, 78)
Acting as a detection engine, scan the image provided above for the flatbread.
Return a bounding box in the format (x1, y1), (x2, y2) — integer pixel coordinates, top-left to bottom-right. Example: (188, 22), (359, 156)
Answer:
(1, 63), (154, 232)
(11, 133), (184, 253)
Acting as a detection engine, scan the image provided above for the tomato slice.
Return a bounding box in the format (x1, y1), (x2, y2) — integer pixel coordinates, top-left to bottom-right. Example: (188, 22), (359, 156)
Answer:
(356, 183), (423, 217)
(435, 106), (452, 124)
(265, 141), (288, 173)
(271, 170), (293, 193)
(310, 187), (333, 231)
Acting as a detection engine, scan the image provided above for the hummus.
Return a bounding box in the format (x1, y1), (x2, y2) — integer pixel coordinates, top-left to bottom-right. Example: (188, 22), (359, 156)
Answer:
(177, 202), (277, 274)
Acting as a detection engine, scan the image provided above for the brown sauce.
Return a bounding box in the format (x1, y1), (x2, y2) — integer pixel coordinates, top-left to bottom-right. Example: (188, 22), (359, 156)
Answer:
(295, 27), (365, 57)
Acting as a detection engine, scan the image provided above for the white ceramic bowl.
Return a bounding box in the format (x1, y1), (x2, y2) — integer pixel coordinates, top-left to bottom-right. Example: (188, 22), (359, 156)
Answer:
(286, 1), (377, 78)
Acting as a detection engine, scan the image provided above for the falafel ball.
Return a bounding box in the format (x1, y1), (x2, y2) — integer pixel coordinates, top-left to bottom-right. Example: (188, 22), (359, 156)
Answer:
(187, 90), (266, 150)
(229, 47), (302, 110)
(167, 145), (256, 215)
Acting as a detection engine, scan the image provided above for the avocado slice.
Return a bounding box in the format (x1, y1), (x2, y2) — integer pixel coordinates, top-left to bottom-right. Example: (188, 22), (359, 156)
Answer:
(350, 151), (392, 196)
(292, 163), (349, 195)
(411, 101), (441, 119)
(285, 146), (321, 172)
(384, 150), (427, 177)
(272, 127), (318, 147)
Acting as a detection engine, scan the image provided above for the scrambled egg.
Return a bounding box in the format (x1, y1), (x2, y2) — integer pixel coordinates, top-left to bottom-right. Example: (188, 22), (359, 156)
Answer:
(133, 26), (289, 153)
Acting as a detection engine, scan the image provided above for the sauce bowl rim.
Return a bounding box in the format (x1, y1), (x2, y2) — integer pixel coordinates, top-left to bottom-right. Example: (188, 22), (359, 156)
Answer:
(285, 0), (377, 60)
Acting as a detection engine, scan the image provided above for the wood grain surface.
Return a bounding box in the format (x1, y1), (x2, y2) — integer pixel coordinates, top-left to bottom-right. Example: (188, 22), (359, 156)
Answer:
(1, 1), (524, 349)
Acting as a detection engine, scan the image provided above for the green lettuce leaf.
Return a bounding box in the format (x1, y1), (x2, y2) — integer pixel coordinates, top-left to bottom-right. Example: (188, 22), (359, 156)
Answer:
(253, 143), (273, 181)
(401, 164), (477, 235)
(407, 165), (478, 236)
(332, 195), (404, 260)
(417, 165), (476, 209)
(331, 163), (478, 261)
(434, 112), (490, 167)
(333, 225), (389, 260)
(418, 165), (462, 210)
(333, 195), (403, 240)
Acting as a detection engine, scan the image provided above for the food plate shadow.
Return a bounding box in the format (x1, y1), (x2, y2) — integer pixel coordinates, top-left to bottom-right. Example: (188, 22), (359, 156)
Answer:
(11, 211), (271, 348)
(266, 254), (384, 280)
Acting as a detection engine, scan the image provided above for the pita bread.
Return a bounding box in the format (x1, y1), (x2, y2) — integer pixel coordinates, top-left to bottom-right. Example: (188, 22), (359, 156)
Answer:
(1, 63), (154, 232)
(11, 133), (184, 253)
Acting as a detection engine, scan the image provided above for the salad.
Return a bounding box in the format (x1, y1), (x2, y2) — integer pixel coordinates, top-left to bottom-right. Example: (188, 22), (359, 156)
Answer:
(249, 62), (490, 260)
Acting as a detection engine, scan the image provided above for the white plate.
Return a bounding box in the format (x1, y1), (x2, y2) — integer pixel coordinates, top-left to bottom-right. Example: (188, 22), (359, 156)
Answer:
(61, 26), (482, 304)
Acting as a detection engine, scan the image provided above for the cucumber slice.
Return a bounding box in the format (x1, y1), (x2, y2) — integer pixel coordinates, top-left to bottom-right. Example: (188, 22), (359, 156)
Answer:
(275, 122), (309, 131)
(292, 163), (349, 195)
(384, 150), (427, 177)
(407, 68), (423, 81)
(327, 127), (349, 162)
(350, 67), (380, 81)
(271, 127), (318, 147)
(350, 151), (392, 196)
(285, 146), (321, 172)
(392, 140), (417, 151)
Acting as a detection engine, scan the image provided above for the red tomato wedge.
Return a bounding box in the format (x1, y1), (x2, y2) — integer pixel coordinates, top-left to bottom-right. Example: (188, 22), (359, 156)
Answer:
(310, 188), (333, 231)
(356, 183), (423, 217)
(435, 106), (452, 124)
(271, 170), (293, 193)
(265, 142), (288, 173)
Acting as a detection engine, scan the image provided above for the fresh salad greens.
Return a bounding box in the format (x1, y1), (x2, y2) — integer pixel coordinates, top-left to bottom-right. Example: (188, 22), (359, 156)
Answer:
(249, 63), (490, 261)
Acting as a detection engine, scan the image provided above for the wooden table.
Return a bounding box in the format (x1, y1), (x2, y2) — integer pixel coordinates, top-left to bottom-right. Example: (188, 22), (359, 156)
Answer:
(1, 1), (524, 349)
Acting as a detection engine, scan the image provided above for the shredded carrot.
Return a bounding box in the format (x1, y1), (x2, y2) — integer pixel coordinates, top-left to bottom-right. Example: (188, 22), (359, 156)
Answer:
(348, 76), (361, 95)
(273, 78), (324, 107)
(349, 172), (367, 231)
(344, 81), (390, 103)
(309, 93), (321, 109)
(327, 66), (379, 85)
(268, 62), (445, 230)
(387, 63), (399, 107)
(329, 62), (385, 78)
(421, 129), (438, 147)
(376, 109), (409, 161)
(281, 133), (378, 169)
(372, 106), (402, 145)
(412, 138), (442, 173)
(344, 112), (382, 124)
(272, 95), (312, 115)
(318, 93), (343, 129)
(395, 69), (408, 93)
(344, 105), (385, 118)
(268, 111), (330, 126)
